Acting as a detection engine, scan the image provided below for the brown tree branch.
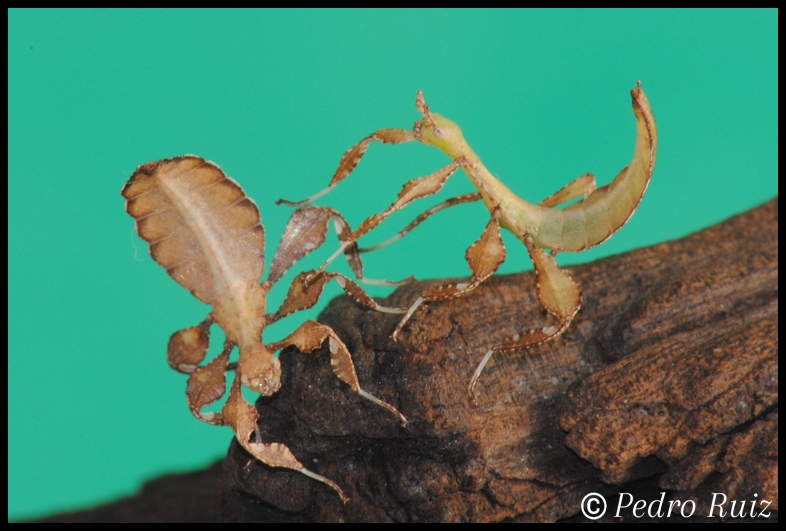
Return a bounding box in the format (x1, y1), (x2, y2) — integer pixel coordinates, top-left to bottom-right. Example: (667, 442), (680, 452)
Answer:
(218, 199), (778, 522)
(37, 200), (777, 522)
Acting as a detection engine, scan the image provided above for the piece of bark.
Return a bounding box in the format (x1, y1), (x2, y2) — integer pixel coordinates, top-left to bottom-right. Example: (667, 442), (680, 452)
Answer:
(209, 198), (775, 522)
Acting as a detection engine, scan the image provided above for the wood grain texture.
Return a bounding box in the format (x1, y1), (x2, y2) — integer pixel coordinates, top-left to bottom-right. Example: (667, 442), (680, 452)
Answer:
(218, 199), (777, 522)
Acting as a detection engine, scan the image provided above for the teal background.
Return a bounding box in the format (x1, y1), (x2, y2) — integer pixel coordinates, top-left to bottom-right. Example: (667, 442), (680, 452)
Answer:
(8, 9), (777, 520)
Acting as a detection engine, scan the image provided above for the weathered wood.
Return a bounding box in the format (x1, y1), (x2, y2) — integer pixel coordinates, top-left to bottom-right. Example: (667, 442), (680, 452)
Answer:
(220, 199), (777, 522)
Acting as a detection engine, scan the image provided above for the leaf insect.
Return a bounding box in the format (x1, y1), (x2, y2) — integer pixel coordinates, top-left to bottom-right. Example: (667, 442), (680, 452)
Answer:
(279, 82), (657, 403)
(122, 156), (409, 502)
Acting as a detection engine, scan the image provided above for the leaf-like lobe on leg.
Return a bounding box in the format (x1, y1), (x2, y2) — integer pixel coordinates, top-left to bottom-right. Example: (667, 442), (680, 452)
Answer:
(167, 318), (212, 373)
(186, 348), (231, 425)
(353, 158), (464, 240)
(268, 207), (332, 285)
(524, 234), (581, 322)
(423, 208), (506, 301)
(275, 271), (334, 318)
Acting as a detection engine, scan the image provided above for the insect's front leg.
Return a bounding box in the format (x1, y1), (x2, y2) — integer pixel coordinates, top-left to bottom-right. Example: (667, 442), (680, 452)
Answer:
(277, 128), (417, 207)
(309, 157), (467, 278)
(166, 315), (234, 425)
(269, 235), (411, 324)
(269, 204), (412, 294)
(357, 192), (482, 254)
(468, 234), (581, 404)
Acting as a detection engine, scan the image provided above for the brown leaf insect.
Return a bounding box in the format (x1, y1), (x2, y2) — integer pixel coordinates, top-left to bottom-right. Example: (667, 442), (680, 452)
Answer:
(278, 82), (657, 404)
(122, 156), (408, 503)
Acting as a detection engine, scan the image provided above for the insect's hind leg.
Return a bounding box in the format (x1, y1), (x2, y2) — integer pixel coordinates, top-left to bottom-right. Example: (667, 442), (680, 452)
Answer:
(537, 173), (597, 258)
(467, 234), (581, 404)
(392, 208), (507, 340)
(538, 173), (596, 208)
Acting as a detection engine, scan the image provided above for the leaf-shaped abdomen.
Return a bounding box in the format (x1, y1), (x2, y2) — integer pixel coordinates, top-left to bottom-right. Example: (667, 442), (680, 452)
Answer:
(122, 156), (265, 305)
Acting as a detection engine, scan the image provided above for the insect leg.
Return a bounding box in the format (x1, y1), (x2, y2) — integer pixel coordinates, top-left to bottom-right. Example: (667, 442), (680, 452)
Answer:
(186, 343), (232, 425)
(467, 234), (581, 404)
(276, 129), (417, 207)
(538, 173), (597, 208)
(359, 192), (482, 253)
(269, 204), (411, 289)
(269, 320), (408, 427)
(221, 377), (349, 503)
(309, 158), (466, 279)
(272, 270), (405, 322)
(392, 208), (506, 340)
(167, 314), (213, 373)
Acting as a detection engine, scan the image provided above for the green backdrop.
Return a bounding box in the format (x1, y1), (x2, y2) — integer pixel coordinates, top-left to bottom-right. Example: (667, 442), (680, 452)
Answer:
(8, 9), (777, 520)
